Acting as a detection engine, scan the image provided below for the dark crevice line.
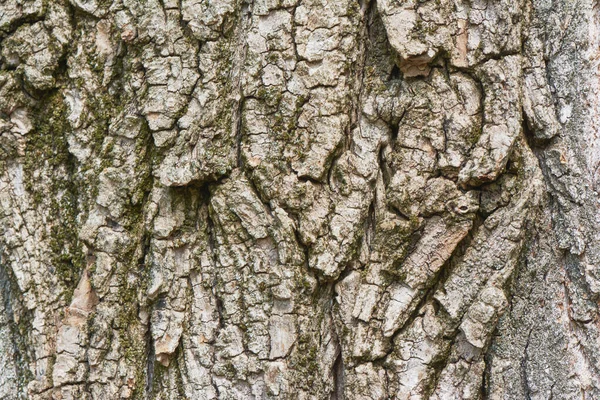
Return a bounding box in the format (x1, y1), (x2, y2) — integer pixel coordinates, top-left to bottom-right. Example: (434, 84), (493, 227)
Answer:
(145, 316), (156, 398)
(479, 324), (498, 400)
(364, 197), (377, 252)
(0, 14), (46, 41)
(201, 187), (224, 398)
(203, 191), (224, 332)
(330, 344), (345, 400)
(520, 328), (534, 400)
(232, 0), (253, 171)
(325, 1), (376, 395)
(235, 96), (245, 169)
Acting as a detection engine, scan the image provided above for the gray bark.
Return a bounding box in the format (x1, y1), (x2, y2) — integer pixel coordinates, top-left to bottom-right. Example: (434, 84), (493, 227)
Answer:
(0, 0), (599, 398)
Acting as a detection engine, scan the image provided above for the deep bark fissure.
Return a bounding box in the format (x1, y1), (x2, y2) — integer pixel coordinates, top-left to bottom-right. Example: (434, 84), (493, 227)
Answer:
(1, 0), (599, 398)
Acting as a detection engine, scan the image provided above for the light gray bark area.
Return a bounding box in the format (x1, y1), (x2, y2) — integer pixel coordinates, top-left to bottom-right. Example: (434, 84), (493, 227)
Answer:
(0, 0), (599, 399)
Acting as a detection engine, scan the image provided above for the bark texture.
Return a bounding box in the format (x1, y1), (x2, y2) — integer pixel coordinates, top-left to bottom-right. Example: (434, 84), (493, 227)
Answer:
(0, 0), (599, 398)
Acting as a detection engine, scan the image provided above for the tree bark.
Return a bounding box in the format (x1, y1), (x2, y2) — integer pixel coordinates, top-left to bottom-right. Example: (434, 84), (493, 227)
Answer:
(1, 0), (599, 398)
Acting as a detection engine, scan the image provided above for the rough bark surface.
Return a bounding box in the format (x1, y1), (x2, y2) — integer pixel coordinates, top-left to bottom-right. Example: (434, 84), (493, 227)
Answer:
(1, 0), (599, 398)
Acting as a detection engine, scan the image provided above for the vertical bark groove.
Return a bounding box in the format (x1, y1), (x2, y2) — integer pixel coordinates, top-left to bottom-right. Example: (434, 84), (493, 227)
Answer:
(1, 0), (599, 398)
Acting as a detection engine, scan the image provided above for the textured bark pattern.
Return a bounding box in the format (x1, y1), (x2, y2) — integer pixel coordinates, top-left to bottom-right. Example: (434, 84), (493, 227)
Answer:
(0, 0), (599, 398)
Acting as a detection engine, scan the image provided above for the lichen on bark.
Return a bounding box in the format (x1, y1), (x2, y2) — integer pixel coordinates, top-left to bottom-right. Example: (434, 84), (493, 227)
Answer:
(1, 0), (600, 399)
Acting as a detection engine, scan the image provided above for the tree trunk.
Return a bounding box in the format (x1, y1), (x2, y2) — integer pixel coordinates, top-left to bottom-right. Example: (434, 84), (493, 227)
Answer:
(1, 0), (599, 398)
